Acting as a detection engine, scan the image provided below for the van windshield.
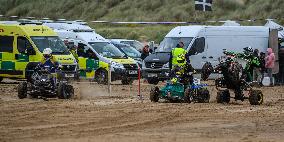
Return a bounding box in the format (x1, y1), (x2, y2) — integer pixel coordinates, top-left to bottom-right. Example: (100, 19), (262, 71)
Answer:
(158, 37), (193, 52)
(31, 36), (69, 55)
(121, 41), (144, 51)
(119, 44), (141, 58)
(89, 42), (126, 58)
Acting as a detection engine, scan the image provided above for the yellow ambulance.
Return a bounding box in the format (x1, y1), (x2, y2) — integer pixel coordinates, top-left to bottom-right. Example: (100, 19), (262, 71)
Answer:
(0, 22), (77, 82)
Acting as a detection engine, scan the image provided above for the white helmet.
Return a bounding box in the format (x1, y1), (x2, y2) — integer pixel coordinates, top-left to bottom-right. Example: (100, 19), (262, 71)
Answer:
(43, 48), (52, 55)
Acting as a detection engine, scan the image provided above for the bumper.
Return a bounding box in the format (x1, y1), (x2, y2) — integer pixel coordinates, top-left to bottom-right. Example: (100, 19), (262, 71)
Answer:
(111, 68), (139, 81)
(142, 68), (170, 80)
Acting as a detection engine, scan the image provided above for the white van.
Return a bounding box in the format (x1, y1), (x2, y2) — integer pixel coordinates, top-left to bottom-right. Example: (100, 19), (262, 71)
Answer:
(143, 25), (271, 83)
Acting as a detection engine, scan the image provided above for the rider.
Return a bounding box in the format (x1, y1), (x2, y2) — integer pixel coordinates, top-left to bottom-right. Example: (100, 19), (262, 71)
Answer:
(40, 48), (59, 73)
(239, 46), (260, 82)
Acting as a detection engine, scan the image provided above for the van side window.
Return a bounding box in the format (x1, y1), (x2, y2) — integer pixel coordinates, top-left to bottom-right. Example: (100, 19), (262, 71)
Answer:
(188, 37), (205, 55)
(0, 36), (14, 53)
(17, 37), (32, 54)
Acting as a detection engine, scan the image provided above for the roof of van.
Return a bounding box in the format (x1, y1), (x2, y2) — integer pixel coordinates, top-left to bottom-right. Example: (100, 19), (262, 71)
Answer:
(166, 26), (270, 38)
(44, 22), (93, 31)
(0, 24), (57, 36)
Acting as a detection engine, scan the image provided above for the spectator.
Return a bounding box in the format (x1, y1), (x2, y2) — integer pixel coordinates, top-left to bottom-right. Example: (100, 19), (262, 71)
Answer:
(252, 49), (261, 82)
(141, 45), (150, 60)
(259, 52), (266, 85)
(265, 48), (275, 86)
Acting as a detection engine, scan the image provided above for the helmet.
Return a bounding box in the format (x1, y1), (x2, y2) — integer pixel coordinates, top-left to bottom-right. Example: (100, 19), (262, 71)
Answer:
(171, 77), (178, 84)
(43, 48), (52, 58)
(177, 54), (185, 63)
(244, 46), (253, 54)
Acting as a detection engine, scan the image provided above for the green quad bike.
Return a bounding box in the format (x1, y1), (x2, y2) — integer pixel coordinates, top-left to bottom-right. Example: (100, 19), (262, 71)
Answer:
(150, 74), (210, 103)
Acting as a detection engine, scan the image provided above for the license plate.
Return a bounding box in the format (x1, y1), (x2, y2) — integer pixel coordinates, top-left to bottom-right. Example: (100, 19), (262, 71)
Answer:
(148, 73), (157, 77)
(129, 70), (138, 75)
(65, 74), (75, 78)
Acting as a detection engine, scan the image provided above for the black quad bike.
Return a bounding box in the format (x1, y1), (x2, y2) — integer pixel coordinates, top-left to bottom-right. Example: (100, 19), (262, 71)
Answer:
(18, 65), (74, 99)
(202, 52), (263, 105)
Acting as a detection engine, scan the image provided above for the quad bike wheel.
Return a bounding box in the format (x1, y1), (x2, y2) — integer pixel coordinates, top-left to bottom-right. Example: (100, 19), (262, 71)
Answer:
(198, 88), (210, 103)
(58, 83), (74, 99)
(216, 89), (230, 104)
(18, 82), (27, 99)
(249, 90), (263, 105)
(184, 88), (193, 103)
(150, 87), (160, 102)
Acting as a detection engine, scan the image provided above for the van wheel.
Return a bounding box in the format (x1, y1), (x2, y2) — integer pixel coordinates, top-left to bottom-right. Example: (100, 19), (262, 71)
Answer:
(147, 78), (159, 85)
(121, 79), (133, 85)
(18, 82), (27, 99)
(95, 69), (108, 85)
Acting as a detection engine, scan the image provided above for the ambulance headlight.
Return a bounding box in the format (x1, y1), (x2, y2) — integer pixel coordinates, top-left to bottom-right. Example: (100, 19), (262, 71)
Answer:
(162, 62), (169, 69)
(111, 62), (124, 71)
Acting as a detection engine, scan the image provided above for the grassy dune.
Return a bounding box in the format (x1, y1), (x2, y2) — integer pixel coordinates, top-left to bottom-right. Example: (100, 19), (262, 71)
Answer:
(1, 0), (283, 42)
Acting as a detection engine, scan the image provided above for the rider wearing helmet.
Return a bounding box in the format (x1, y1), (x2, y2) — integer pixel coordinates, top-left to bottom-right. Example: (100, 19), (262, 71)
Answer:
(40, 48), (59, 73)
(241, 46), (260, 82)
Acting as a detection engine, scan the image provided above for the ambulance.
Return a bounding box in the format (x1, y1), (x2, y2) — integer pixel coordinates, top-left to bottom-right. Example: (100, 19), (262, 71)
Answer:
(44, 22), (139, 84)
(0, 21), (77, 82)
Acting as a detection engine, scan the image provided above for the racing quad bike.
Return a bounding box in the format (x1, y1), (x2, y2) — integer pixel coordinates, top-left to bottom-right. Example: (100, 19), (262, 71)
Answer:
(17, 65), (74, 99)
(203, 52), (263, 105)
(150, 71), (210, 103)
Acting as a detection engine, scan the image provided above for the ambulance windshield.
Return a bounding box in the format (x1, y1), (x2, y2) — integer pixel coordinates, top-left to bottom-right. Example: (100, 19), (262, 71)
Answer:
(31, 36), (69, 55)
(89, 42), (126, 58)
(158, 37), (193, 52)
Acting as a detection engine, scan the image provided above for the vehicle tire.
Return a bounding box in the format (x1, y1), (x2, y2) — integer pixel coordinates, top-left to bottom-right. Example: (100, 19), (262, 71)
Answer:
(150, 87), (160, 102)
(216, 89), (230, 104)
(147, 78), (159, 85)
(95, 69), (108, 85)
(198, 88), (210, 103)
(121, 78), (133, 85)
(184, 88), (192, 103)
(18, 82), (27, 99)
(57, 83), (74, 99)
(201, 62), (213, 81)
(249, 90), (263, 105)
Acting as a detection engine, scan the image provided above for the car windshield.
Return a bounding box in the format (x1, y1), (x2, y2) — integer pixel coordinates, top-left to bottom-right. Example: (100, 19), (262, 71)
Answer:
(121, 41), (143, 51)
(158, 37), (193, 52)
(119, 44), (141, 58)
(89, 42), (126, 58)
(31, 36), (69, 55)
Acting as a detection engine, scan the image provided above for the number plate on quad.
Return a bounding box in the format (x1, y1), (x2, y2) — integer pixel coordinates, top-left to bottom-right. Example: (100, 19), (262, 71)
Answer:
(129, 70), (138, 75)
(148, 73), (157, 77)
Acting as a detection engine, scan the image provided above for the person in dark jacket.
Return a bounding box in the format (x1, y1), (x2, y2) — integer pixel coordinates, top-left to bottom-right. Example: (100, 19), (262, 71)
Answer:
(141, 45), (150, 60)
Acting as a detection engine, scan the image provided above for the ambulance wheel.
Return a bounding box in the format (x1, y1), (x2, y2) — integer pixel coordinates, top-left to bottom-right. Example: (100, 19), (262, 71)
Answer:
(249, 90), (263, 105)
(150, 87), (160, 102)
(121, 79), (133, 85)
(216, 89), (230, 104)
(18, 82), (27, 99)
(58, 83), (74, 99)
(95, 69), (108, 85)
(147, 78), (159, 85)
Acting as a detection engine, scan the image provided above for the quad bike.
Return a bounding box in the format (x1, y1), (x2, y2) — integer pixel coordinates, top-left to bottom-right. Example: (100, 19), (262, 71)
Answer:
(203, 51), (263, 105)
(150, 70), (210, 103)
(18, 64), (74, 99)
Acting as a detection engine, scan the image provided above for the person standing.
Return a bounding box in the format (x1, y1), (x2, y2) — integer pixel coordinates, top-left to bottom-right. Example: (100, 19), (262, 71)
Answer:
(141, 45), (150, 60)
(169, 42), (187, 70)
(265, 48), (275, 86)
